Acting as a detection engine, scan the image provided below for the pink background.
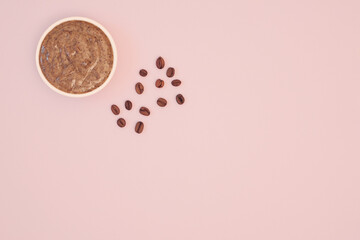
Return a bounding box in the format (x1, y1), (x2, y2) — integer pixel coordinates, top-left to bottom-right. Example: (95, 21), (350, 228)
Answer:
(1, 0), (360, 239)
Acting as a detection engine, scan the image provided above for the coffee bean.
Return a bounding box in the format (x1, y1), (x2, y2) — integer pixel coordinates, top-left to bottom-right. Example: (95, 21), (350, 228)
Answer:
(171, 79), (181, 86)
(156, 56), (165, 69)
(125, 100), (132, 110)
(111, 104), (120, 115)
(135, 82), (144, 94)
(155, 79), (164, 88)
(166, 67), (175, 77)
(139, 69), (148, 77)
(135, 121), (144, 134)
(157, 98), (167, 107)
(176, 94), (185, 105)
(139, 107), (150, 116)
(117, 118), (126, 128)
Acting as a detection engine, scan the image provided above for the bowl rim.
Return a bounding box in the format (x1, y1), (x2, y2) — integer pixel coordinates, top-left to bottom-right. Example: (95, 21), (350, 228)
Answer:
(35, 16), (117, 98)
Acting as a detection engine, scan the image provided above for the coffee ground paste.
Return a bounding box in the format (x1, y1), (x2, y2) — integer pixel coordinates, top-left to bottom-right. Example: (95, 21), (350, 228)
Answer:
(39, 20), (114, 94)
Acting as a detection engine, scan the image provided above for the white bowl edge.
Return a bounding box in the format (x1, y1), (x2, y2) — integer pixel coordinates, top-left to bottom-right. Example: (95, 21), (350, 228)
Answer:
(35, 16), (117, 97)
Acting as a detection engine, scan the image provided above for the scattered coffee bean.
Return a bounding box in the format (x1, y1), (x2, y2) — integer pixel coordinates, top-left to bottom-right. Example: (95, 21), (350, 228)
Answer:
(117, 118), (126, 127)
(176, 94), (185, 105)
(135, 82), (144, 94)
(157, 98), (167, 107)
(125, 100), (132, 110)
(155, 79), (164, 88)
(139, 69), (148, 77)
(139, 107), (151, 116)
(166, 67), (175, 77)
(171, 79), (181, 86)
(111, 58), (185, 134)
(135, 121), (144, 134)
(156, 56), (165, 69)
(111, 104), (120, 115)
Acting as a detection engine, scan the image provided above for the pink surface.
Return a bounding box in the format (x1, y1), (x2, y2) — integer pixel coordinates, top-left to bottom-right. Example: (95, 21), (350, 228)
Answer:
(1, 0), (360, 239)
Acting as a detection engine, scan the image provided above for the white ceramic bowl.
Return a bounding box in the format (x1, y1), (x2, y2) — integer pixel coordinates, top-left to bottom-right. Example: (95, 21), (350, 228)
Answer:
(35, 16), (117, 97)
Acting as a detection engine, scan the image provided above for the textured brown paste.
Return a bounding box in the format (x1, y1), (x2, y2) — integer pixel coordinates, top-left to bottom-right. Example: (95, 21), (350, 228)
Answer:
(39, 20), (114, 94)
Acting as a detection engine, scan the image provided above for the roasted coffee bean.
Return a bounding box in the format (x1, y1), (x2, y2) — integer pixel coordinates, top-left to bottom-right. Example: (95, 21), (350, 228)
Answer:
(155, 79), (164, 88)
(139, 107), (150, 116)
(135, 121), (144, 134)
(139, 69), (148, 77)
(117, 118), (126, 128)
(156, 56), (165, 69)
(135, 82), (144, 94)
(125, 100), (132, 110)
(176, 94), (185, 105)
(166, 67), (175, 77)
(111, 104), (120, 115)
(171, 79), (181, 86)
(157, 98), (167, 107)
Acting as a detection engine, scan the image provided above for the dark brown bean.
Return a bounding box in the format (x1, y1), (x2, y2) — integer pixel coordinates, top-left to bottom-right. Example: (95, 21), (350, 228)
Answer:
(176, 94), (185, 105)
(139, 107), (150, 116)
(125, 100), (132, 110)
(139, 69), (148, 77)
(157, 98), (167, 107)
(156, 56), (165, 69)
(135, 82), (144, 94)
(171, 79), (181, 86)
(155, 79), (164, 88)
(166, 67), (175, 77)
(117, 118), (126, 128)
(111, 104), (120, 115)
(135, 121), (144, 134)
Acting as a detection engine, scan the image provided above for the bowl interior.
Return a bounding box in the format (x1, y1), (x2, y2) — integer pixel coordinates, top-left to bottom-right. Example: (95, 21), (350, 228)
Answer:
(36, 17), (117, 97)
